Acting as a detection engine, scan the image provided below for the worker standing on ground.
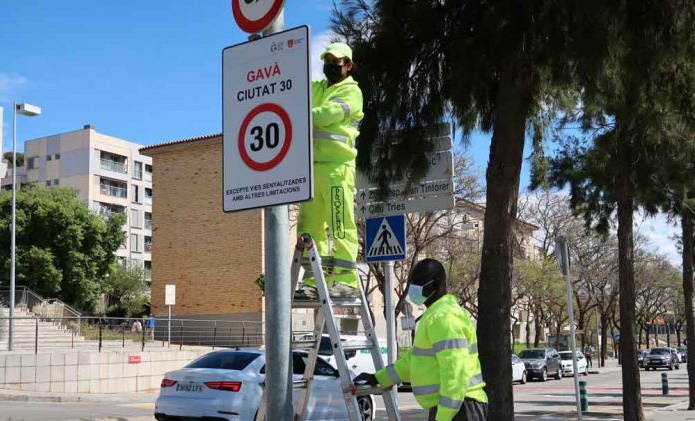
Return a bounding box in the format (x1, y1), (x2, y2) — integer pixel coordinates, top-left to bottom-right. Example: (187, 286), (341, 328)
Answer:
(354, 258), (489, 421)
(295, 42), (364, 299)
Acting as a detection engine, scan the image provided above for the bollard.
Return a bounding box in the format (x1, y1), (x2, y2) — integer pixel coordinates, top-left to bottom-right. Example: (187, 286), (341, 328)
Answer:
(662, 372), (669, 395)
(579, 380), (588, 411)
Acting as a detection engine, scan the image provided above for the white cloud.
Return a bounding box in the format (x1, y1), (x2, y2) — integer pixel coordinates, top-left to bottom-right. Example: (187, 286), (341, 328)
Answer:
(0, 73), (28, 102)
(310, 30), (336, 81)
(635, 212), (682, 266)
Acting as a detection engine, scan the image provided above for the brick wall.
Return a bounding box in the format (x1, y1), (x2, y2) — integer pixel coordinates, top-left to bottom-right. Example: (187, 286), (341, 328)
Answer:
(147, 138), (264, 316)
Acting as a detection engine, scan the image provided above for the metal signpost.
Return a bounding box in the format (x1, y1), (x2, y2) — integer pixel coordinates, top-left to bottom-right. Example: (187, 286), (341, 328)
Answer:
(357, 126), (456, 366)
(556, 236), (583, 421)
(165, 284), (176, 346)
(226, 2), (306, 420)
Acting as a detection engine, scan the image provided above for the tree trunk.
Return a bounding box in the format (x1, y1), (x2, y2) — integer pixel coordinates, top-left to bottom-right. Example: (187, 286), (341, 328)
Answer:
(525, 310), (531, 348)
(667, 323), (671, 348)
(677, 328), (682, 346)
(681, 212), (695, 409)
(477, 54), (527, 421)
(600, 313), (609, 367)
(616, 165), (644, 420)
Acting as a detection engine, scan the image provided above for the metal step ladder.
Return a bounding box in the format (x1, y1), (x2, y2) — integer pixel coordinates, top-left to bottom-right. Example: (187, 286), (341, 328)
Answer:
(257, 234), (401, 421)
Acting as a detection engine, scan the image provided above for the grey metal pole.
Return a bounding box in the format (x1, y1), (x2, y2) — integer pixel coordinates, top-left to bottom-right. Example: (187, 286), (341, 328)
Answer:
(9, 101), (17, 352)
(384, 261), (397, 364)
(168, 305), (172, 347)
(556, 237), (583, 421)
(262, 10), (293, 421)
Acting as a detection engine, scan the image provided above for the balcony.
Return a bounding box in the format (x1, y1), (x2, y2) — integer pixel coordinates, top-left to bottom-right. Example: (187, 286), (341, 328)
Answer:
(145, 219), (153, 230)
(100, 158), (128, 174)
(100, 183), (127, 198)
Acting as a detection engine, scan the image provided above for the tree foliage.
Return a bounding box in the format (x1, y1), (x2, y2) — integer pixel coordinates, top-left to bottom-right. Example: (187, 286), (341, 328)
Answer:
(102, 262), (149, 317)
(0, 187), (126, 310)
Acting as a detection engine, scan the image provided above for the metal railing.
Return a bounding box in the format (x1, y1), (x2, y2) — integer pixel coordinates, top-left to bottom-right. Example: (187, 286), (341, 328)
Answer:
(145, 219), (153, 230)
(0, 315), (264, 354)
(100, 158), (128, 174)
(100, 183), (127, 198)
(0, 286), (82, 336)
(144, 172), (152, 182)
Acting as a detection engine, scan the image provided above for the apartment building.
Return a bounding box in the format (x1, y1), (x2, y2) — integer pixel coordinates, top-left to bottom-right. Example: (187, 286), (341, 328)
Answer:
(0, 125), (153, 281)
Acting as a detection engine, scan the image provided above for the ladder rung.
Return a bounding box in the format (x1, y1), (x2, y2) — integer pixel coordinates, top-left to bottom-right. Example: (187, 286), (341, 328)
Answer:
(292, 297), (363, 308)
(352, 385), (384, 396)
(291, 340), (317, 349)
(341, 340), (374, 351)
(293, 379), (309, 389)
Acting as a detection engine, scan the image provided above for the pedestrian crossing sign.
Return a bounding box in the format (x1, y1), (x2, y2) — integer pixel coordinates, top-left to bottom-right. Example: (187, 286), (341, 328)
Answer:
(365, 215), (407, 262)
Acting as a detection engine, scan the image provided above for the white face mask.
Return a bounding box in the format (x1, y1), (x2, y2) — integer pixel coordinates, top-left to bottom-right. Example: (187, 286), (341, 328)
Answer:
(408, 280), (435, 305)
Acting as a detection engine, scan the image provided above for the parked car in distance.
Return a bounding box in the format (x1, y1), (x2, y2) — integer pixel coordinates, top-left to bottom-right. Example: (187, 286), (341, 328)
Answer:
(317, 334), (387, 375)
(518, 348), (562, 382)
(511, 354), (527, 384)
(671, 347), (683, 363)
(678, 346), (688, 363)
(644, 347), (680, 371)
(637, 349), (650, 368)
(155, 348), (375, 421)
(559, 351), (589, 376)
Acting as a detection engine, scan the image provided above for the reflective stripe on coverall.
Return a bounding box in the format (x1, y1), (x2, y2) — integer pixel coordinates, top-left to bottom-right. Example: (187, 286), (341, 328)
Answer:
(298, 76), (364, 288)
(375, 295), (488, 421)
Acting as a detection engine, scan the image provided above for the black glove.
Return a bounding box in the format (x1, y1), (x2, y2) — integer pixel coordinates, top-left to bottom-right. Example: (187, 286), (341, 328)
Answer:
(353, 372), (378, 387)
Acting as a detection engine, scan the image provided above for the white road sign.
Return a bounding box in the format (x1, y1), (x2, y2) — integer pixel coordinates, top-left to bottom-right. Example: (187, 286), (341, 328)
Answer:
(165, 284), (176, 306)
(232, 0), (285, 34)
(223, 25), (312, 212)
(356, 179), (454, 205)
(356, 151), (453, 188)
(357, 195), (456, 218)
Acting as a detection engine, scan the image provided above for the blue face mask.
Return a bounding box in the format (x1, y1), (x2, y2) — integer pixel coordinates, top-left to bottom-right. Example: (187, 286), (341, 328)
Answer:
(408, 280), (434, 306)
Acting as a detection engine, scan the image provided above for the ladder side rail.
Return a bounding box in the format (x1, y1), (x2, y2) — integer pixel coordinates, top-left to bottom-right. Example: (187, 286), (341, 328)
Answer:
(307, 245), (362, 421)
(357, 286), (402, 420)
(295, 309), (326, 420)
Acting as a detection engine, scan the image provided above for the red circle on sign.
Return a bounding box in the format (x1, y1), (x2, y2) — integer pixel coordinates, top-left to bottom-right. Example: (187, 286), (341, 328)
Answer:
(238, 103), (292, 171)
(231, 0), (285, 34)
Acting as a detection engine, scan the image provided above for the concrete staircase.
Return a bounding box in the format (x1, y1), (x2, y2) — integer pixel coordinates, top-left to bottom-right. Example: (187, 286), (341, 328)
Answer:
(0, 308), (87, 351)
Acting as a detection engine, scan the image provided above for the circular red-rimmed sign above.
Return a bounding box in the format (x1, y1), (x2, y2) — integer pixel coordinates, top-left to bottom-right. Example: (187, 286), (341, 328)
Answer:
(238, 103), (292, 171)
(232, 0), (285, 34)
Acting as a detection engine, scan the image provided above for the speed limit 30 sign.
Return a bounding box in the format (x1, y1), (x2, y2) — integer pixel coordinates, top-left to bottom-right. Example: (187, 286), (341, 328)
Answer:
(223, 25), (312, 212)
(232, 0), (285, 34)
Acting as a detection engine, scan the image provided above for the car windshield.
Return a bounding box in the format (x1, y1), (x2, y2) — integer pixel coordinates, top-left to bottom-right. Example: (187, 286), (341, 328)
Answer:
(649, 349), (670, 356)
(559, 352), (575, 360)
(186, 351), (260, 370)
(519, 350), (545, 359)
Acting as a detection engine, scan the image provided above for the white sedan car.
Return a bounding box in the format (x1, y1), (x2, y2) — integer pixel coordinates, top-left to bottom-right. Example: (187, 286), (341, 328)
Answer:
(559, 351), (589, 376)
(511, 354), (527, 384)
(155, 348), (375, 421)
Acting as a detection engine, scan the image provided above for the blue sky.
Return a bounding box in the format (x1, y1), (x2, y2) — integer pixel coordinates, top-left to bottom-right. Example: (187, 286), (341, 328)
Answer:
(0, 1), (678, 262)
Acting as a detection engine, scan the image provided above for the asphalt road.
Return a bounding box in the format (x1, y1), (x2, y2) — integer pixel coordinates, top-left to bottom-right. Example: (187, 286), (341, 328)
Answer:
(0, 363), (690, 421)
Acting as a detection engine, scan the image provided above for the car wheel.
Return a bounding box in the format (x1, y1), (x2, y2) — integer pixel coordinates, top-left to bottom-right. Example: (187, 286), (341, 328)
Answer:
(555, 368), (562, 380)
(541, 368), (548, 382)
(357, 396), (374, 421)
(520, 371), (527, 384)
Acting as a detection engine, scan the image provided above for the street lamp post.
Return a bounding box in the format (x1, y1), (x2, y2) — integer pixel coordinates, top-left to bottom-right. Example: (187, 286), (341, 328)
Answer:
(9, 102), (41, 351)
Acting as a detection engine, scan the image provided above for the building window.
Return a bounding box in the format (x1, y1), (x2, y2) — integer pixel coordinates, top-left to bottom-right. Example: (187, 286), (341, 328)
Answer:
(53, 179), (59, 186)
(99, 177), (127, 198)
(131, 233), (141, 253)
(130, 208), (142, 228)
(144, 164), (153, 182)
(145, 212), (152, 230)
(45, 180), (51, 187)
(46, 155), (52, 161)
(133, 185), (141, 203)
(144, 235), (152, 252)
(133, 161), (143, 179)
(96, 202), (125, 219)
(144, 187), (153, 205)
(144, 260), (152, 281)
(27, 157), (38, 169)
(99, 151), (128, 174)
(54, 153), (60, 160)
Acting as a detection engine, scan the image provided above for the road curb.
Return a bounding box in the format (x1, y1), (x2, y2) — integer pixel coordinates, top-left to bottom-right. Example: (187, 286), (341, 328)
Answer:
(0, 389), (151, 403)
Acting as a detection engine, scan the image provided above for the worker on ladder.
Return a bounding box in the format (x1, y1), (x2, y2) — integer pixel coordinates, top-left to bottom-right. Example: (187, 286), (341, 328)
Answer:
(295, 42), (364, 300)
(355, 259), (489, 421)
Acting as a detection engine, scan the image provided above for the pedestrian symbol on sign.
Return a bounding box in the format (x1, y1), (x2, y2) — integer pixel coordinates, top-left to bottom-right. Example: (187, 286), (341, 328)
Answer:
(365, 215), (407, 262)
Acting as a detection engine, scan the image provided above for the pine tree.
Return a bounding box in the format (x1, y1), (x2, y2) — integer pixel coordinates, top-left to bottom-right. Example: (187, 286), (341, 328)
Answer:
(332, 1), (614, 418)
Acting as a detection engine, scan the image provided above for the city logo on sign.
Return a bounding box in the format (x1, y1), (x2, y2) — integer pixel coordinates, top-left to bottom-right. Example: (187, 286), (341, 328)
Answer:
(365, 215), (407, 262)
